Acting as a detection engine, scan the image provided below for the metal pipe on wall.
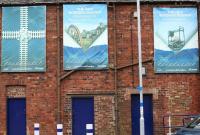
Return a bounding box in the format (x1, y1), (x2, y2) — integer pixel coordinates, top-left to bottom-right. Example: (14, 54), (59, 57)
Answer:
(113, 3), (119, 135)
(56, 3), (61, 124)
(130, 11), (135, 88)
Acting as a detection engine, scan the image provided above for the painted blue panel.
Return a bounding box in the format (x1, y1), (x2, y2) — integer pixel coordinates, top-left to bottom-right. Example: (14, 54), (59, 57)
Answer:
(2, 6), (46, 72)
(72, 98), (94, 135)
(7, 98), (26, 135)
(131, 95), (153, 135)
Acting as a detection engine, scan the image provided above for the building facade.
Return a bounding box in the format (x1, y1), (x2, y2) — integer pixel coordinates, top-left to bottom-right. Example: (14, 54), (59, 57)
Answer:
(0, 0), (200, 135)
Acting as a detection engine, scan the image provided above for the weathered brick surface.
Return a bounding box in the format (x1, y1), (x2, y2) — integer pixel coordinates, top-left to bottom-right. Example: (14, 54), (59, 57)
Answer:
(0, 2), (200, 135)
(7, 86), (26, 98)
(94, 96), (115, 135)
(63, 95), (115, 135)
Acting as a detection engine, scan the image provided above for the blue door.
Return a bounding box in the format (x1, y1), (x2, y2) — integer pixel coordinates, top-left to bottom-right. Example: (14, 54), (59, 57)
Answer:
(72, 97), (94, 135)
(7, 98), (26, 135)
(131, 94), (153, 135)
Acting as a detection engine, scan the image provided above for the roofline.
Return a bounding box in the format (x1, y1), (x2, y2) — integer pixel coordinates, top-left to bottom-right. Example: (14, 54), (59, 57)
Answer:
(0, 0), (199, 6)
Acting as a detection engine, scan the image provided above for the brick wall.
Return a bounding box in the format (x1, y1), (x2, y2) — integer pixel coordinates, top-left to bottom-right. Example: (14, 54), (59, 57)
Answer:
(63, 95), (115, 135)
(94, 96), (115, 135)
(6, 86), (26, 98)
(0, 5), (58, 135)
(115, 3), (200, 135)
(0, 2), (199, 135)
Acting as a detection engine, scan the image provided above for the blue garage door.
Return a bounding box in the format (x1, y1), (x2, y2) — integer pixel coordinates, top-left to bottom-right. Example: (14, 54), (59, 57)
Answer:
(72, 97), (94, 135)
(131, 94), (153, 135)
(7, 98), (26, 135)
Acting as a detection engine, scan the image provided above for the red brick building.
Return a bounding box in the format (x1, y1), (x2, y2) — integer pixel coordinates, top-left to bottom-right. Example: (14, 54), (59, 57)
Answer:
(0, 0), (200, 135)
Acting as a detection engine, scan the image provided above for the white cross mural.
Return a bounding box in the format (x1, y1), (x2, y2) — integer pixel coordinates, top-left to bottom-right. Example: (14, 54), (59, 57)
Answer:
(2, 6), (45, 69)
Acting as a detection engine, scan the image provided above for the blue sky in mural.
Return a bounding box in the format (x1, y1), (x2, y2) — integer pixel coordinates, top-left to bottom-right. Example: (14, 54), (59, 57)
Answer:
(63, 4), (108, 48)
(154, 8), (198, 51)
(64, 4), (107, 32)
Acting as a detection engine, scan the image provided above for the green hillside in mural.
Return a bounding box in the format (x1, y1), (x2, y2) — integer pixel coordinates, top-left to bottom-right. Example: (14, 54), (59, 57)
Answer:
(65, 23), (107, 51)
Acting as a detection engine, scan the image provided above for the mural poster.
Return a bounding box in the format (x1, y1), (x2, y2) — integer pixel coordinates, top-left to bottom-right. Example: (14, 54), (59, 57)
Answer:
(154, 8), (199, 73)
(63, 4), (108, 70)
(2, 6), (46, 72)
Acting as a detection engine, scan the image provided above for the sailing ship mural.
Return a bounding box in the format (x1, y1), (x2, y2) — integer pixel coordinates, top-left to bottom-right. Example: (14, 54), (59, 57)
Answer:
(1, 6), (46, 72)
(153, 8), (199, 73)
(63, 4), (108, 70)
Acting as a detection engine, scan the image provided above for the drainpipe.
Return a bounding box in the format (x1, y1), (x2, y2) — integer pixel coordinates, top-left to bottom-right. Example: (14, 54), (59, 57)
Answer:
(56, 3), (61, 124)
(113, 3), (119, 135)
(130, 12), (134, 88)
